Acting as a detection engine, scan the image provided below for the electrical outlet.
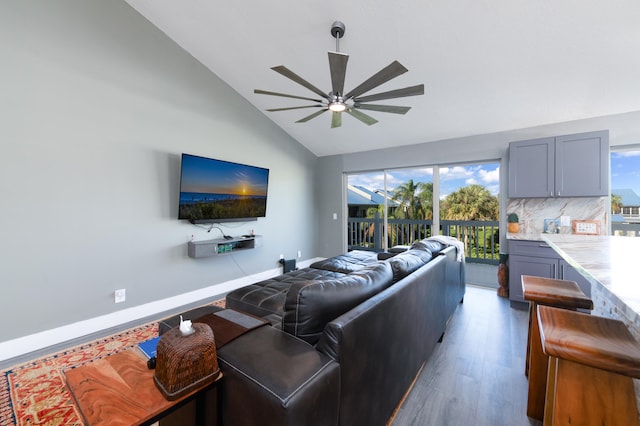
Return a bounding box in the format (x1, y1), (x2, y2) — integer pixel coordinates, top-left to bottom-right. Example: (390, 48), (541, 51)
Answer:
(279, 254), (284, 260)
(297, 250), (302, 258)
(114, 289), (126, 303)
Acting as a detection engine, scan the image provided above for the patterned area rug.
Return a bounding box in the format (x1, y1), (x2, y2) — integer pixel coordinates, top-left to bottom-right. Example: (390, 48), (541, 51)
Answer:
(0, 301), (225, 426)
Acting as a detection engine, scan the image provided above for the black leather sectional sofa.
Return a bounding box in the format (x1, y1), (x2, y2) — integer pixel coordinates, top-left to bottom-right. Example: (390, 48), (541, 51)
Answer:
(165, 238), (466, 426)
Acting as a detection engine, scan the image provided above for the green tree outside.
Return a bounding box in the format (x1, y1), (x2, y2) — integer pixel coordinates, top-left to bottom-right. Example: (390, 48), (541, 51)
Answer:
(611, 193), (623, 214)
(440, 184), (499, 220)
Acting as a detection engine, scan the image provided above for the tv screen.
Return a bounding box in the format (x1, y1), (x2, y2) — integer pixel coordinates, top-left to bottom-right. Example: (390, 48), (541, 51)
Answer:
(178, 153), (269, 223)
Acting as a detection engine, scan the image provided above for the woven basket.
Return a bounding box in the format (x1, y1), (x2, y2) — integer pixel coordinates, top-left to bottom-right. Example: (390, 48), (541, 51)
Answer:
(153, 323), (220, 400)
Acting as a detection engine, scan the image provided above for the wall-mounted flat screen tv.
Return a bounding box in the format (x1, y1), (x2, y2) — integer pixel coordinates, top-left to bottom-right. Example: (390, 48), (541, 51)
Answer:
(178, 153), (269, 223)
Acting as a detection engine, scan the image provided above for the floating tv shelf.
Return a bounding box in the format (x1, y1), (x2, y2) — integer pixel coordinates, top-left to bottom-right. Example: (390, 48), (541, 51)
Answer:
(188, 236), (262, 258)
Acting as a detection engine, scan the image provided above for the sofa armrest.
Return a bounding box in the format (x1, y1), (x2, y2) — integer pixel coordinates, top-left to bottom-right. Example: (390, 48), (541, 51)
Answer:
(217, 326), (340, 426)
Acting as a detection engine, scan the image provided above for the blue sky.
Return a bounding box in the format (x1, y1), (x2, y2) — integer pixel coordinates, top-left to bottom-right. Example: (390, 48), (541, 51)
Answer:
(348, 162), (501, 199)
(611, 149), (640, 195)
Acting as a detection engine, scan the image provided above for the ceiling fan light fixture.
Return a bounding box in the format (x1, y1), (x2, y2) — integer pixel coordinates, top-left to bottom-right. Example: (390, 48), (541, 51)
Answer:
(328, 102), (347, 112)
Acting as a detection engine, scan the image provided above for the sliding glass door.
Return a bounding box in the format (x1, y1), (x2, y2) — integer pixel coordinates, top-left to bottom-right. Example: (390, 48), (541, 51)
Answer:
(347, 161), (500, 261)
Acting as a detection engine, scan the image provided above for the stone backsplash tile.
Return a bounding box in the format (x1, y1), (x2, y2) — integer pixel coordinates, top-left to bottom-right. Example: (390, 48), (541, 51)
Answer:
(506, 197), (607, 235)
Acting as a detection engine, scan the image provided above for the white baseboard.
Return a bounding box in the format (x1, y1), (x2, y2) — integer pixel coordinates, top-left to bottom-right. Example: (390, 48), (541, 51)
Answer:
(0, 258), (322, 363)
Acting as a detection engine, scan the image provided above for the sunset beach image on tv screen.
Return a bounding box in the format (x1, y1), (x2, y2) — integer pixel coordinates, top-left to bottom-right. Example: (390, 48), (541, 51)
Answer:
(178, 154), (269, 222)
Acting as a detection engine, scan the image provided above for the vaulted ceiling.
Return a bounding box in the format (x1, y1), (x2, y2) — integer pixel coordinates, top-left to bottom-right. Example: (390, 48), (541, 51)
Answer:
(124, 1), (640, 157)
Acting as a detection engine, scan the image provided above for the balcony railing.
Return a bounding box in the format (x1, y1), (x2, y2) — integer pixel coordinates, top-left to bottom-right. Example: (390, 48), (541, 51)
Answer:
(347, 217), (500, 264)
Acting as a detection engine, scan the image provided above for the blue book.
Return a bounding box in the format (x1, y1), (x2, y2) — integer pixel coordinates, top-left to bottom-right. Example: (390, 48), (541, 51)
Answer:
(137, 336), (160, 359)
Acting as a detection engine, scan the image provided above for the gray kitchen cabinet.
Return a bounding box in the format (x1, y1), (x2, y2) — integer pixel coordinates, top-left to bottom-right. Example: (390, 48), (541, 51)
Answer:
(508, 240), (591, 308)
(508, 130), (609, 198)
(558, 259), (591, 300)
(509, 253), (557, 304)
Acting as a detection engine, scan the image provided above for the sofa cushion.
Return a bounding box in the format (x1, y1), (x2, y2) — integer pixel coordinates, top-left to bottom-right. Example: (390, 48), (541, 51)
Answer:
(226, 268), (347, 318)
(411, 239), (445, 255)
(385, 248), (433, 282)
(309, 250), (379, 274)
(282, 262), (393, 345)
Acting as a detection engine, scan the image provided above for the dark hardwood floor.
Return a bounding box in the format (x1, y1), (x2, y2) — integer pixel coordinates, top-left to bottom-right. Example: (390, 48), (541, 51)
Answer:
(391, 285), (542, 426)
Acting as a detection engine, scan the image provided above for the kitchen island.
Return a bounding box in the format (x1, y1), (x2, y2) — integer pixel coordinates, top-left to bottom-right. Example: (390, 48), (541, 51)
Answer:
(540, 234), (640, 415)
(541, 234), (640, 323)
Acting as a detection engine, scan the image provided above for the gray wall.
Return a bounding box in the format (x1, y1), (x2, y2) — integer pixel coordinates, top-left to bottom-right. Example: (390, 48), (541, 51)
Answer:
(316, 111), (640, 257)
(0, 1), (318, 346)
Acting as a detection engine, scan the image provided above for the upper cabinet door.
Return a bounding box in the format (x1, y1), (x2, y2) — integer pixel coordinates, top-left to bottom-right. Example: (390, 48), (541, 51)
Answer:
(555, 130), (609, 197)
(508, 137), (555, 198)
(508, 130), (609, 198)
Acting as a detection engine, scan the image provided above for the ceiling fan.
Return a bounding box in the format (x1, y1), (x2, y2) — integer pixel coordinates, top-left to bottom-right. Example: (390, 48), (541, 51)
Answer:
(254, 21), (424, 128)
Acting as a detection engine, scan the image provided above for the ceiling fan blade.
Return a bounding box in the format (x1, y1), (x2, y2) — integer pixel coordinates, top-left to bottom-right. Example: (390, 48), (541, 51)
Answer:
(344, 60), (408, 99)
(328, 52), (349, 96)
(354, 84), (425, 103)
(345, 108), (378, 126)
(295, 108), (328, 123)
(331, 111), (342, 128)
(355, 104), (412, 115)
(266, 105), (324, 112)
(271, 66), (329, 99)
(255, 89), (324, 103)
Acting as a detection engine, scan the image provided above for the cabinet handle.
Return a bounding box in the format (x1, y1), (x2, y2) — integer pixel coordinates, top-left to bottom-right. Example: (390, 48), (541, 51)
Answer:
(560, 264), (564, 279)
(553, 264), (557, 278)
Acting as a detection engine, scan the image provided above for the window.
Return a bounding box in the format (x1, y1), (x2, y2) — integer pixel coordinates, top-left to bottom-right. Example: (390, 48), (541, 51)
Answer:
(347, 167), (433, 251)
(611, 147), (640, 236)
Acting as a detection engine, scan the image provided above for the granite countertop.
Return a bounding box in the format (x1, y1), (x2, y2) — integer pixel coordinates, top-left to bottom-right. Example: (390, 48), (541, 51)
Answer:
(507, 232), (566, 241)
(541, 234), (640, 316)
(507, 232), (545, 241)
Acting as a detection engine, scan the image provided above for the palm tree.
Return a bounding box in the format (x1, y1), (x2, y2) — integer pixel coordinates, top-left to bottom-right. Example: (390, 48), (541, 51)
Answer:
(391, 180), (437, 244)
(417, 182), (434, 220)
(611, 194), (623, 214)
(440, 185), (499, 257)
(440, 184), (499, 220)
(392, 179), (421, 219)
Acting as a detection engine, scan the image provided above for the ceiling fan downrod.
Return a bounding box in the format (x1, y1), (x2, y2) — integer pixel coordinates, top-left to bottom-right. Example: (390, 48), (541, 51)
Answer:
(331, 21), (345, 53)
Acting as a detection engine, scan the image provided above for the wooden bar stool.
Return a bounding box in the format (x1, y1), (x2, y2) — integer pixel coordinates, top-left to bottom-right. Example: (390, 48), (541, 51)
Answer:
(538, 305), (640, 426)
(522, 275), (593, 420)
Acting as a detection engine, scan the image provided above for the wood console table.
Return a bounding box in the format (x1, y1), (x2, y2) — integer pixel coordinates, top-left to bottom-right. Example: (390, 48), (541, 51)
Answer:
(64, 348), (222, 426)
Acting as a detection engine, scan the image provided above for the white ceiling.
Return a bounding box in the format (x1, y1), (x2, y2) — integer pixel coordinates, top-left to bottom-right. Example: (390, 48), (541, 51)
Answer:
(124, 0), (640, 157)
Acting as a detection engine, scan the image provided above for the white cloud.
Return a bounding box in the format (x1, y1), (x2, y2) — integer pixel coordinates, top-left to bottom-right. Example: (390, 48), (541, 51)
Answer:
(479, 167), (500, 183)
(440, 166), (473, 180)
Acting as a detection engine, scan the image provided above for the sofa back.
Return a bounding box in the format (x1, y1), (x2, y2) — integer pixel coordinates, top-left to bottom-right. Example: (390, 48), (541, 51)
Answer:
(282, 262), (393, 345)
(316, 252), (453, 426)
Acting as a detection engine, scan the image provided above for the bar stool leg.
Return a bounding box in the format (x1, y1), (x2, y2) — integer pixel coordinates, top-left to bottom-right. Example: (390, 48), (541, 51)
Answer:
(544, 356), (558, 425)
(527, 301), (547, 420)
(546, 356), (640, 426)
(525, 301), (533, 377)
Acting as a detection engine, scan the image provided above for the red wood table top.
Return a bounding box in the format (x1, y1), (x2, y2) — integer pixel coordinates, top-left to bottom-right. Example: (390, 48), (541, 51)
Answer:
(64, 349), (222, 426)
